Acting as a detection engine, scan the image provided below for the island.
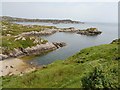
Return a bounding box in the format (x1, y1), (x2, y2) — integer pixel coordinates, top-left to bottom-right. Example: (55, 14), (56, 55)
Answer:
(77, 28), (102, 36)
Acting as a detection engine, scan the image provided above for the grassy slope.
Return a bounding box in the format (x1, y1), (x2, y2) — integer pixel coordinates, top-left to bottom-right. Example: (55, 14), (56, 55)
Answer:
(2, 42), (119, 88)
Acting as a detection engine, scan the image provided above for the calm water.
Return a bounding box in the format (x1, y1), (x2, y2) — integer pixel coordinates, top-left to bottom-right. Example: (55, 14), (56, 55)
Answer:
(16, 22), (118, 66)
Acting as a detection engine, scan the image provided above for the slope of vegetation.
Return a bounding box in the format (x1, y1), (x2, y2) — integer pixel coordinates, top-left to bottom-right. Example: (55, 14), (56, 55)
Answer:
(2, 40), (119, 88)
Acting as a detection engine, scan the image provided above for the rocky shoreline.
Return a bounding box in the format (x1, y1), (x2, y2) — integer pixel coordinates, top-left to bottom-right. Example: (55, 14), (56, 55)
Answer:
(17, 27), (80, 37)
(59, 27), (79, 32)
(77, 28), (102, 36)
(1, 26), (102, 61)
(1, 42), (66, 60)
(1, 27), (101, 60)
(15, 27), (80, 37)
(1, 39), (118, 77)
(18, 29), (58, 36)
(1, 20), (102, 61)
(0, 42), (66, 76)
(16, 27), (102, 37)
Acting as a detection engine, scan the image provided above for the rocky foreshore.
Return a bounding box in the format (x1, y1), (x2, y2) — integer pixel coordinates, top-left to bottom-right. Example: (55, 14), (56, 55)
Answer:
(18, 27), (79, 36)
(18, 29), (58, 36)
(59, 27), (79, 32)
(17, 27), (80, 36)
(0, 54), (8, 60)
(52, 42), (66, 48)
(1, 42), (66, 60)
(77, 28), (102, 36)
(17, 27), (101, 37)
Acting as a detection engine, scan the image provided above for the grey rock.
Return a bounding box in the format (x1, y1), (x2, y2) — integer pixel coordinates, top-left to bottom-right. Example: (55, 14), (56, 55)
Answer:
(0, 54), (8, 60)
(77, 28), (102, 36)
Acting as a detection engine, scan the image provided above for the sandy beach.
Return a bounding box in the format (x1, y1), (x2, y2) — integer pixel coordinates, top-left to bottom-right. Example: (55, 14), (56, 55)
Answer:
(0, 58), (36, 76)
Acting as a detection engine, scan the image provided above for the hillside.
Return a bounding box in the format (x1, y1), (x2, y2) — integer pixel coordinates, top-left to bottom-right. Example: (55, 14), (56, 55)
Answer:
(2, 39), (119, 88)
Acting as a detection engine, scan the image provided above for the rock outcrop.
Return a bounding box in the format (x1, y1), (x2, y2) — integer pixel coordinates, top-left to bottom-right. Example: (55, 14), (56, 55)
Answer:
(1, 42), (66, 60)
(111, 38), (120, 44)
(0, 54), (8, 60)
(23, 43), (57, 56)
(17, 27), (80, 37)
(59, 27), (79, 32)
(18, 29), (57, 36)
(77, 28), (102, 36)
(52, 42), (66, 48)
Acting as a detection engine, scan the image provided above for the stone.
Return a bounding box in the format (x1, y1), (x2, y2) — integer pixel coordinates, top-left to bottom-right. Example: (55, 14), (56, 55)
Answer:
(52, 42), (66, 48)
(0, 54), (8, 60)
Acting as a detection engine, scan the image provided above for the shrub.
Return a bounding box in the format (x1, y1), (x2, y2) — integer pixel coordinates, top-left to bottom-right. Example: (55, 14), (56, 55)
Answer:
(81, 67), (118, 89)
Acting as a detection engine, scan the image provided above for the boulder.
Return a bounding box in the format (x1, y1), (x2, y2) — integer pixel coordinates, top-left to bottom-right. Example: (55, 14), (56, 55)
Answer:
(52, 42), (66, 48)
(12, 48), (23, 57)
(0, 54), (8, 60)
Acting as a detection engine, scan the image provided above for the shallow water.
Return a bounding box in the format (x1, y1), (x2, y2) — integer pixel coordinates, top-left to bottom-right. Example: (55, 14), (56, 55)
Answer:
(16, 22), (118, 66)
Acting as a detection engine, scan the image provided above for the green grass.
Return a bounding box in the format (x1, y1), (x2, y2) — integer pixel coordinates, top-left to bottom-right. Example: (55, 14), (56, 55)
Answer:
(1, 36), (48, 54)
(2, 41), (119, 88)
(1, 21), (56, 36)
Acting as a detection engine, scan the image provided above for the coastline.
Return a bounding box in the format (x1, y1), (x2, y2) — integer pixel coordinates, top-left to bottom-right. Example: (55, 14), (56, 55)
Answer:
(2, 40), (119, 88)
(1, 42), (66, 60)
(0, 42), (66, 76)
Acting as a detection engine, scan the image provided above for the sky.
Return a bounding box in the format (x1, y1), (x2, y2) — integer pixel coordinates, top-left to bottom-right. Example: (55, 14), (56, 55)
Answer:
(1, 0), (119, 2)
(1, 1), (118, 23)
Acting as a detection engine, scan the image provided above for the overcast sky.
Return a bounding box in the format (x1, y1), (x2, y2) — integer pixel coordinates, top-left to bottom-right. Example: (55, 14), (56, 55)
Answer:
(1, 2), (118, 23)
